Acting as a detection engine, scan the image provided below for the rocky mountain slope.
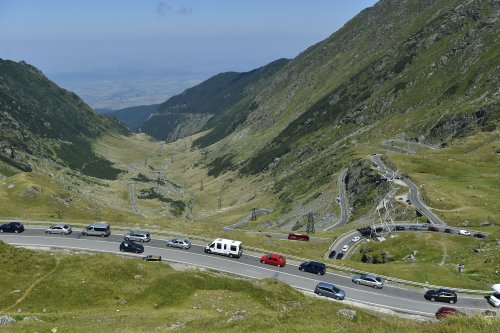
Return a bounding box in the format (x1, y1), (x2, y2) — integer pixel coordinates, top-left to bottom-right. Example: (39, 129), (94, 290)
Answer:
(0, 59), (128, 179)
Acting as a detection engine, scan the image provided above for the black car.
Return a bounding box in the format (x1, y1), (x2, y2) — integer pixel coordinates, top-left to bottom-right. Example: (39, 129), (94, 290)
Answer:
(0, 222), (25, 233)
(395, 226), (405, 231)
(328, 250), (337, 259)
(409, 225), (421, 231)
(424, 289), (457, 304)
(473, 233), (485, 239)
(119, 240), (144, 254)
(336, 253), (344, 260)
(444, 228), (454, 234)
(299, 261), (326, 275)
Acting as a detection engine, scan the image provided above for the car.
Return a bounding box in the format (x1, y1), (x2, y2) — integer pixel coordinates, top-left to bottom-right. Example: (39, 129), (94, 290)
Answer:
(328, 250), (337, 259)
(45, 224), (72, 235)
(260, 253), (286, 267)
(424, 289), (457, 304)
(444, 228), (454, 234)
(314, 282), (345, 300)
(488, 293), (500, 307)
(351, 236), (361, 242)
(119, 240), (144, 254)
(166, 237), (192, 249)
(428, 226), (439, 232)
(288, 233), (309, 241)
(352, 274), (384, 289)
(342, 245), (349, 252)
(336, 253), (344, 259)
(143, 255), (162, 261)
(124, 231), (151, 242)
(299, 261), (326, 275)
(473, 233), (486, 239)
(0, 222), (25, 233)
(459, 230), (471, 236)
(409, 225), (421, 231)
(435, 307), (465, 320)
(395, 226), (405, 231)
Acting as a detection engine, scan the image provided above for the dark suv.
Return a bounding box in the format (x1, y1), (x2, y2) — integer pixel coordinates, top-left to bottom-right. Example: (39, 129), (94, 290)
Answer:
(0, 222), (25, 233)
(424, 289), (457, 304)
(299, 261), (326, 275)
(119, 240), (144, 254)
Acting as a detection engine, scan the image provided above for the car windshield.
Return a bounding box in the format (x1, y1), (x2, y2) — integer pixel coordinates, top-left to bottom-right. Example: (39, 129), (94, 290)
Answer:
(332, 286), (340, 293)
(492, 293), (500, 298)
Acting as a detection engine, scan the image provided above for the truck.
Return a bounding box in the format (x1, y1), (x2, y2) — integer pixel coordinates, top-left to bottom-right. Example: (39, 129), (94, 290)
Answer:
(204, 238), (243, 258)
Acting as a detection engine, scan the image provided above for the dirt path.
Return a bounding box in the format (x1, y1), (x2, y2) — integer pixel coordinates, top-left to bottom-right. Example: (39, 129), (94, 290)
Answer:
(3, 258), (60, 312)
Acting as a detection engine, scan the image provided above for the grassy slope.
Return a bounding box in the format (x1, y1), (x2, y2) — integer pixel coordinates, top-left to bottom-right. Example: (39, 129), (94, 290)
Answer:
(1, 242), (499, 333)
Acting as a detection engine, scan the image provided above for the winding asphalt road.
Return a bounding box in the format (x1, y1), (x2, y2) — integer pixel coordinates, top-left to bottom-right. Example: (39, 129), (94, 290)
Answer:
(1, 228), (496, 318)
(370, 154), (446, 226)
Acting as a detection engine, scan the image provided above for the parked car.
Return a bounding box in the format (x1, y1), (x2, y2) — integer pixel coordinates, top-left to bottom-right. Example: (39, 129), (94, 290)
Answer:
(288, 233), (309, 241)
(409, 225), (421, 231)
(459, 230), (471, 236)
(260, 253), (286, 267)
(119, 240), (144, 254)
(428, 226), (439, 232)
(444, 228), (454, 234)
(395, 226), (405, 231)
(435, 307), (465, 320)
(124, 231), (151, 242)
(488, 293), (500, 307)
(299, 261), (326, 275)
(166, 237), (192, 249)
(351, 236), (361, 242)
(314, 282), (345, 300)
(328, 250), (337, 259)
(473, 233), (485, 239)
(342, 245), (349, 252)
(143, 255), (162, 261)
(82, 223), (110, 237)
(45, 224), (72, 235)
(352, 274), (384, 289)
(0, 222), (24, 233)
(336, 253), (344, 259)
(424, 289), (457, 304)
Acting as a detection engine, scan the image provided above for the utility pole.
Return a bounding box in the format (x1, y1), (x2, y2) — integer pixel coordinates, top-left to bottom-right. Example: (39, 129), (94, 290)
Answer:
(200, 179), (204, 191)
(251, 208), (257, 221)
(306, 212), (315, 234)
(218, 197), (222, 209)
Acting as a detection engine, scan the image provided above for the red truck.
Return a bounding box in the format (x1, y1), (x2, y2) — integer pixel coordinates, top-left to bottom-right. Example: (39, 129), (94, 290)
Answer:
(288, 233), (310, 241)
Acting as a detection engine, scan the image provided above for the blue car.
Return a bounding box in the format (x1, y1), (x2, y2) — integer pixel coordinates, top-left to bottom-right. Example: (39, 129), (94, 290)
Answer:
(314, 282), (345, 300)
(119, 240), (144, 254)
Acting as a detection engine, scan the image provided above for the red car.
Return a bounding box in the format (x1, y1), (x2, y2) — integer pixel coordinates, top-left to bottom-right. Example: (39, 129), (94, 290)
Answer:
(428, 226), (439, 232)
(260, 254), (286, 267)
(435, 307), (465, 320)
(288, 233), (309, 241)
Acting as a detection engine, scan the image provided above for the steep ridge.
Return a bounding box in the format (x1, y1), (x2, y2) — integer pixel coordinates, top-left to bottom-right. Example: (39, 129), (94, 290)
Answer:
(189, 0), (498, 211)
(0, 59), (128, 179)
(141, 58), (289, 142)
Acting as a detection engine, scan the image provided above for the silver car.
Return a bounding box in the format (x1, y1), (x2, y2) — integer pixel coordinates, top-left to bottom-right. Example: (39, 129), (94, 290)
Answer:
(45, 224), (72, 235)
(124, 231), (151, 243)
(166, 237), (191, 249)
(352, 274), (384, 289)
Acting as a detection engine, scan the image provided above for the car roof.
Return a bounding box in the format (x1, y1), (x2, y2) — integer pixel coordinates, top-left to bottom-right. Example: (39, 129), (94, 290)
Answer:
(308, 261), (325, 266)
(317, 282), (334, 288)
(90, 223), (109, 227)
(131, 231), (149, 235)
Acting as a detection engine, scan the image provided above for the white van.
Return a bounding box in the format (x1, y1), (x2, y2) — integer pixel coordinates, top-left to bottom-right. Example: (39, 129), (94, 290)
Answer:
(204, 238), (243, 258)
(82, 223), (111, 237)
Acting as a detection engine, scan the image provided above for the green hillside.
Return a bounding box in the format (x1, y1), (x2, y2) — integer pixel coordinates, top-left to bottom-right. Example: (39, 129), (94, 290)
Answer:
(106, 104), (159, 131)
(141, 58), (289, 142)
(0, 59), (128, 179)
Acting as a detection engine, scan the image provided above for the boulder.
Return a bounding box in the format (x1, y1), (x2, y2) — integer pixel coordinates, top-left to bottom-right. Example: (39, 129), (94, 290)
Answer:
(0, 316), (16, 325)
(337, 309), (357, 320)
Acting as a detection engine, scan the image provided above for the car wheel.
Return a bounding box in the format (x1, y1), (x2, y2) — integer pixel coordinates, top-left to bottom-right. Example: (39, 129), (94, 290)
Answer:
(0, 229), (3, 233)
(355, 281), (360, 285)
(279, 264), (284, 268)
(140, 239), (144, 243)
(120, 248), (124, 252)
(335, 296), (340, 300)
(207, 249), (211, 254)
(450, 300), (455, 304)
(373, 285), (378, 288)
(430, 297), (435, 302)
(229, 254), (233, 258)
(45, 231), (50, 234)
(83, 232), (87, 236)
(317, 292), (323, 296)
(260, 260), (265, 264)
(299, 267), (303, 271)
(101, 234), (105, 237)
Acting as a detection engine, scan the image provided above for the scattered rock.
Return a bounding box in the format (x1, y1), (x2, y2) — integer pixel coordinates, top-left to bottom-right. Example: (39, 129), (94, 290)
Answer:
(119, 300), (128, 305)
(0, 316), (16, 325)
(23, 316), (42, 322)
(7, 184), (15, 189)
(216, 308), (224, 313)
(227, 310), (247, 322)
(12, 289), (21, 293)
(17, 308), (22, 313)
(134, 274), (143, 280)
(338, 309), (357, 320)
(168, 322), (185, 330)
(43, 308), (48, 313)
(51, 328), (58, 333)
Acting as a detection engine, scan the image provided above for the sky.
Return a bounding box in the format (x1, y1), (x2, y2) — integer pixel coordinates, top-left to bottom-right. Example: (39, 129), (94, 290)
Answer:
(0, 0), (378, 75)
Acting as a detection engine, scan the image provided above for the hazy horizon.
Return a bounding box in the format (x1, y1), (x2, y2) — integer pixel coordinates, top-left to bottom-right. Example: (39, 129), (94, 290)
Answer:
(1, 0), (378, 109)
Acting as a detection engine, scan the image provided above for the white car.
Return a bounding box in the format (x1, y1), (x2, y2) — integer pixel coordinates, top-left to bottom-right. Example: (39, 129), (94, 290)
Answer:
(351, 236), (360, 242)
(342, 245), (349, 252)
(45, 224), (72, 235)
(488, 293), (500, 307)
(459, 229), (471, 236)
